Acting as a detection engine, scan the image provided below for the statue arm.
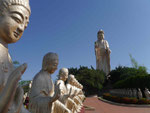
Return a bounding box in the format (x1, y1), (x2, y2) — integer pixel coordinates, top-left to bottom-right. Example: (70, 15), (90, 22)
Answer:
(59, 87), (72, 103)
(50, 83), (60, 103)
(95, 41), (98, 54)
(105, 41), (111, 54)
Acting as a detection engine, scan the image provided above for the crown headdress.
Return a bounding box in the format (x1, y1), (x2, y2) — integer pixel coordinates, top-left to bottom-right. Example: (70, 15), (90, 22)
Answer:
(97, 29), (104, 34)
(0, 0), (31, 14)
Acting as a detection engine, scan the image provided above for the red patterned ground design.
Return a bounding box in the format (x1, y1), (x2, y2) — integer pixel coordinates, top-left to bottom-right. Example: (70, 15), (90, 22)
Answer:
(83, 97), (150, 113)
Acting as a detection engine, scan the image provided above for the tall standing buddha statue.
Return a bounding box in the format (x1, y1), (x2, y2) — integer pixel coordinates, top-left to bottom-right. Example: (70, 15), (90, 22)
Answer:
(95, 30), (111, 75)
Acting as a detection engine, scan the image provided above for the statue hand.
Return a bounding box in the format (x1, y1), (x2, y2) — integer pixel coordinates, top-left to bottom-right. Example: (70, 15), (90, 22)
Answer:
(71, 90), (77, 98)
(68, 88), (72, 97)
(0, 63), (27, 113)
(8, 86), (24, 113)
(53, 83), (61, 100)
(63, 88), (72, 99)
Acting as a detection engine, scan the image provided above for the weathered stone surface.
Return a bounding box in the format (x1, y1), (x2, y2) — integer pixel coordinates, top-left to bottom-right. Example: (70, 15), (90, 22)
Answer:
(95, 30), (111, 75)
(0, 0), (30, 112)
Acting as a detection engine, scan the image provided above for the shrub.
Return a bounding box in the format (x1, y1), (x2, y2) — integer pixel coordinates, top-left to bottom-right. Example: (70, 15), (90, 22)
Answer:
(138, 98), (150, 104)
(109, 66), (148, 86)
(130, 98), (138, 104)
(103, 93), (111, 100)
(102, 93), (150, 104)
(121, 97), (131, 104)
(114, 75), (150, 89)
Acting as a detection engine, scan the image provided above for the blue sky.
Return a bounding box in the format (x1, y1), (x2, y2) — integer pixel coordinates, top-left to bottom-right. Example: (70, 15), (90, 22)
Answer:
(9, 0), (150, 80)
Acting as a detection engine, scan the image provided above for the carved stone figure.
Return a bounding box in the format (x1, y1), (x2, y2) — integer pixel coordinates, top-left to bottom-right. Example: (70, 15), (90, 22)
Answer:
(0, 0), (30, 112)
(66, 75), (83, 112)
(71, 77), (85, 102)
(133, 89), (137, 98)
(138, 88), (143, 99)
(29, 52), (61, 113)
(56, 68), (70, 104)
(56, 68), (77, 113)
(95, 30), (111, 75)
(144, 88), (150, 100)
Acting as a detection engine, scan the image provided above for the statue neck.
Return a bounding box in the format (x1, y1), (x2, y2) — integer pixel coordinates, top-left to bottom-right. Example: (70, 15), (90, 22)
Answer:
(0, 38), (8, 50)
(68, 82), (73, 85)
(98, 39), (104, 41)
(41, 69), (52, 77)
(59, 77), (65, 81)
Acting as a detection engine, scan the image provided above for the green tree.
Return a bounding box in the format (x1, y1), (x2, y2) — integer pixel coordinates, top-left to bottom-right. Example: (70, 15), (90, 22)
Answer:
(109, 54), (148, 86)
(19, 80), (31, 94)
(13, 60), (20, 68)
(129, 54), (147, 73)
(114, 75), (150, 89)
(68, 66), (106, 96)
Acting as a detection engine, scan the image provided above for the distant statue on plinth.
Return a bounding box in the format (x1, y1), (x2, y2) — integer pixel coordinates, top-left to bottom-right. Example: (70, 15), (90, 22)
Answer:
(95, 30), (111, 75)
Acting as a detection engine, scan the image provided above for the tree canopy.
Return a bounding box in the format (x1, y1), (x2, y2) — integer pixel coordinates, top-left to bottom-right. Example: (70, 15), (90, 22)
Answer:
(68, 66), (106, 96)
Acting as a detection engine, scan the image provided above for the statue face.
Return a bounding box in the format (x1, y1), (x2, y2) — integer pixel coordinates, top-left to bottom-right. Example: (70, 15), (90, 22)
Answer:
(60, 71), (68, 81)
(0, 5), (30, 43)
(97, 33), (104, 40)
(47, 59), (58, 74)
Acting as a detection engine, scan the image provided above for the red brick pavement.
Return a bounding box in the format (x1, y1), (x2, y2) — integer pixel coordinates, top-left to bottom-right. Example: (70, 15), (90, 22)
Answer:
(84, 97), (150, 113)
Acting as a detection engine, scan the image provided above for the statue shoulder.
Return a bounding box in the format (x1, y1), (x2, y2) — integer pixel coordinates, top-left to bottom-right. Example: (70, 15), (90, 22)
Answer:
(104, 40), (109, 44)
(56, 80), (63, 84)
(32, 71), (46, 85)
(95, 41), (98, 45)
(104, 40), (109, 47)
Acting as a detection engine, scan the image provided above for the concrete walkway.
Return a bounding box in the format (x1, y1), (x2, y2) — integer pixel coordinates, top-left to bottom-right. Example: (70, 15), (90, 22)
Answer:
(84, 97), (150, 113)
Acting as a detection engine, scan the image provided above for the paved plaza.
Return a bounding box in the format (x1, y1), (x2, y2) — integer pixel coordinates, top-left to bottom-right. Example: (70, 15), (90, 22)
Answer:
(84, 97), (150, 113)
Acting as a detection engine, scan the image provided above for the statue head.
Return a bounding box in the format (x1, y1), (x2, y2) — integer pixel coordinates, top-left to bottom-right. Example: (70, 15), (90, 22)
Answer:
(67, 74), (75, 84)
(0, 0), (31, 44)
(145, 88), (149, 91)
(138, 88), (141, 91)
(42, 52), (59, 74)
(97, 29), (104, 40)
(59, 68), (69, 81)
(73, 79), (78, 86)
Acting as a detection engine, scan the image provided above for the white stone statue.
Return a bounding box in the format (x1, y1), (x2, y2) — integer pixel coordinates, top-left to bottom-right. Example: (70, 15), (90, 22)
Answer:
(0, 0), (31, 112)
(66, 75), (84, 112)
(133, 89), (137, 98)
(144, 88), (150, 100)
(29, 53), (71, 113)
(95, 30), (111, 75)
(29, 53), (60, 113)
(138, 88), (143, 99)
(71, 77), (85, 102)
(56, 68), (77, 113)
(56, 68), (71, 104)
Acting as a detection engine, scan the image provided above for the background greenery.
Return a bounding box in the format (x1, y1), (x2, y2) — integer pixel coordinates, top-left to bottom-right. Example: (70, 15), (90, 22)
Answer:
(68, 66), (106, 96)
(109, 54), (150, 90)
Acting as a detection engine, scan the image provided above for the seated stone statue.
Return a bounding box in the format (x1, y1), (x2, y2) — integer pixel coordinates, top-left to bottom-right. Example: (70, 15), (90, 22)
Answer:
(0, 0), (31, 112)
(72, 78), (85, 102)
(144, 88), (150, 100)
(138, 88), (143, 99)
(66, 75), (83, 112)
(29, 53), (71, 113)
(56, 68), (77, 113)
(56, 68), (70, 104)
